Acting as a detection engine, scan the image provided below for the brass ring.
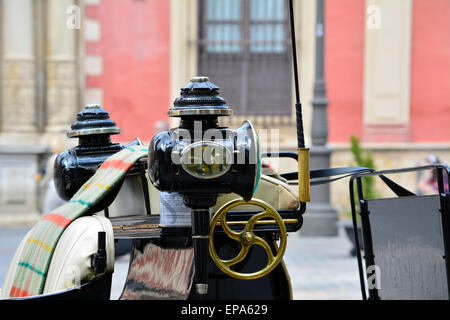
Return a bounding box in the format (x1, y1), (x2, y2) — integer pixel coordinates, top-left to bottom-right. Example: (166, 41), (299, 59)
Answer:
(209, 198), (287, 280)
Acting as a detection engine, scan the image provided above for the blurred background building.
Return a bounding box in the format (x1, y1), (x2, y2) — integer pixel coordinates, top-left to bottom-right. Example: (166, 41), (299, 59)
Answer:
(0, 0), (449, 229)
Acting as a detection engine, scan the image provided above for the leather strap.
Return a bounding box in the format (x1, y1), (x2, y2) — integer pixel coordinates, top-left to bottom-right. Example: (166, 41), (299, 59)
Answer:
(281, 167), (416, 197)
(378, 174), (416, 197)
(280, 166), (373, 182)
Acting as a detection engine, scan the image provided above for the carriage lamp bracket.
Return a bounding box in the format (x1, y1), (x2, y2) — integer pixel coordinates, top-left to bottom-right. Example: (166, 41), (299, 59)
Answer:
(91, 231), (107, 275)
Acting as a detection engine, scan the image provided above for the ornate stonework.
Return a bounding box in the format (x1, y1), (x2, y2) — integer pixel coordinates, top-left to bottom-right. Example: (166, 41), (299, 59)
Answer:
(45, 59), (79, 133)
(1, 59), (37, 133)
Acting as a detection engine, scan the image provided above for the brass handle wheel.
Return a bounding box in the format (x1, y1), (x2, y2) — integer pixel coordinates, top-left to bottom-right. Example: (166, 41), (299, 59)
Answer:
(209, 198), (287, 280)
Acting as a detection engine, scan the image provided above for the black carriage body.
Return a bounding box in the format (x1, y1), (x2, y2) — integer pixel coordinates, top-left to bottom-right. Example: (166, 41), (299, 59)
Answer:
(119, 234), (292, 300)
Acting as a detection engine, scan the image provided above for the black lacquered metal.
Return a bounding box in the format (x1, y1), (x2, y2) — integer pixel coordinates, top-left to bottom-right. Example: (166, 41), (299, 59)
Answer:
(54, 105), (141, 213)
(54, 105), (122, 201)
(191, 209), (210, 295)
(148, 77), (260, 295)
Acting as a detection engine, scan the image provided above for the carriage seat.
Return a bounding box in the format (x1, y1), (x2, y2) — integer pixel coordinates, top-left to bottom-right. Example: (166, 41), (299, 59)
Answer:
(149, 174), (299, 215)
(1, 215), (115, 298)
(214, 174), (299, 211)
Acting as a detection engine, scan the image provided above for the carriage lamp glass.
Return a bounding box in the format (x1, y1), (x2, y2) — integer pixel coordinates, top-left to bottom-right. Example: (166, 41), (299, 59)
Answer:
(180, 141), (233, 180)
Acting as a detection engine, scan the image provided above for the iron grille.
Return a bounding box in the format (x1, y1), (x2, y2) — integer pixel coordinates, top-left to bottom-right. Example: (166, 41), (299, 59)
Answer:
(197, 0), (293, 118)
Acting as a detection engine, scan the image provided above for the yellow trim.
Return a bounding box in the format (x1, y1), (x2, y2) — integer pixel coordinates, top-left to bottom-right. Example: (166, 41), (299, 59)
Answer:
(216, 218), (298, 227)
(82, 182), (111, 190)
(298, 148), (310, 202)
(27, 239), (54, 252)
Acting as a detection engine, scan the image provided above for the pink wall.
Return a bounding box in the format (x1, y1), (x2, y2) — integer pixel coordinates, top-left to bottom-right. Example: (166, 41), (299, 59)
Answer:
(410, 0), (450, 142)
(326, 0), (450, 143)
(86, 0), (170, 143)
(85, 1), (450, 144)
(326, 0), (365, 143)
(325, 0), (365, 142)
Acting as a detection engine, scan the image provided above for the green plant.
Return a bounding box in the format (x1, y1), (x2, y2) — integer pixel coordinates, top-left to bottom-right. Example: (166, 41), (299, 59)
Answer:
(344, 135), (378, 221)
(349, 135), (377, 199)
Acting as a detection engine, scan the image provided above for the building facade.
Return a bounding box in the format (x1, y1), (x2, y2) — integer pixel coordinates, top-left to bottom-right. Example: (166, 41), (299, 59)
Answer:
(0, 0), (449, 224)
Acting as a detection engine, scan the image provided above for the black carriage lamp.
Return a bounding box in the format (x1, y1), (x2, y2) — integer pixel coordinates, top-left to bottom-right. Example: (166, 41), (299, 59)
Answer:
(149, 76), (286, 295)
(148, 76), (262, 201)
(54, 104), (141, 212)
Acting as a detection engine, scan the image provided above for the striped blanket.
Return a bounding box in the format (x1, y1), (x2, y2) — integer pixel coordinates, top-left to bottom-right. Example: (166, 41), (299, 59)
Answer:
(8, 145), (148, 298)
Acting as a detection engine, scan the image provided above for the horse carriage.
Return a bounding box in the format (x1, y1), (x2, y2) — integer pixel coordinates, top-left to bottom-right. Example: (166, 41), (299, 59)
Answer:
(0, 0), (449, 302)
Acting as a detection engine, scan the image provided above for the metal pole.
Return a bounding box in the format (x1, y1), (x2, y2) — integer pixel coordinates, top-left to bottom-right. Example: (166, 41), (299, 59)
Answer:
(302, 0), (338, 236)
(311, 0), (328, 146)
(289, 0), (310, 205)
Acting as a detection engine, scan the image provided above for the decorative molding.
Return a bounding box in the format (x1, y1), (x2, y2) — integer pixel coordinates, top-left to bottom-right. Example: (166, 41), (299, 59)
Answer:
(1, 0), (37, 134)
(1, 60), (37, 133)
(45, 60), (78, 132)
(170, 0), (198, 129)
(363, 123), (411, 143)
(84, 54), (102, 76)
(84, 18), (101, 42)
(83, 0), (103, 109)
(45, 0), (80, 134)
(363, 0), (413, 140)
(330, 141), (450, 152)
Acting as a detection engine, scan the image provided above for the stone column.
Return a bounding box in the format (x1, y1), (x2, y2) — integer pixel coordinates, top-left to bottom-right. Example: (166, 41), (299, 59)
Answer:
(45, 0), (80, 150)
(0, 0), (48, 223)
(169, 0), (198, 129)
(301, 0), (338, 236)
(1, 0), (37, 140)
